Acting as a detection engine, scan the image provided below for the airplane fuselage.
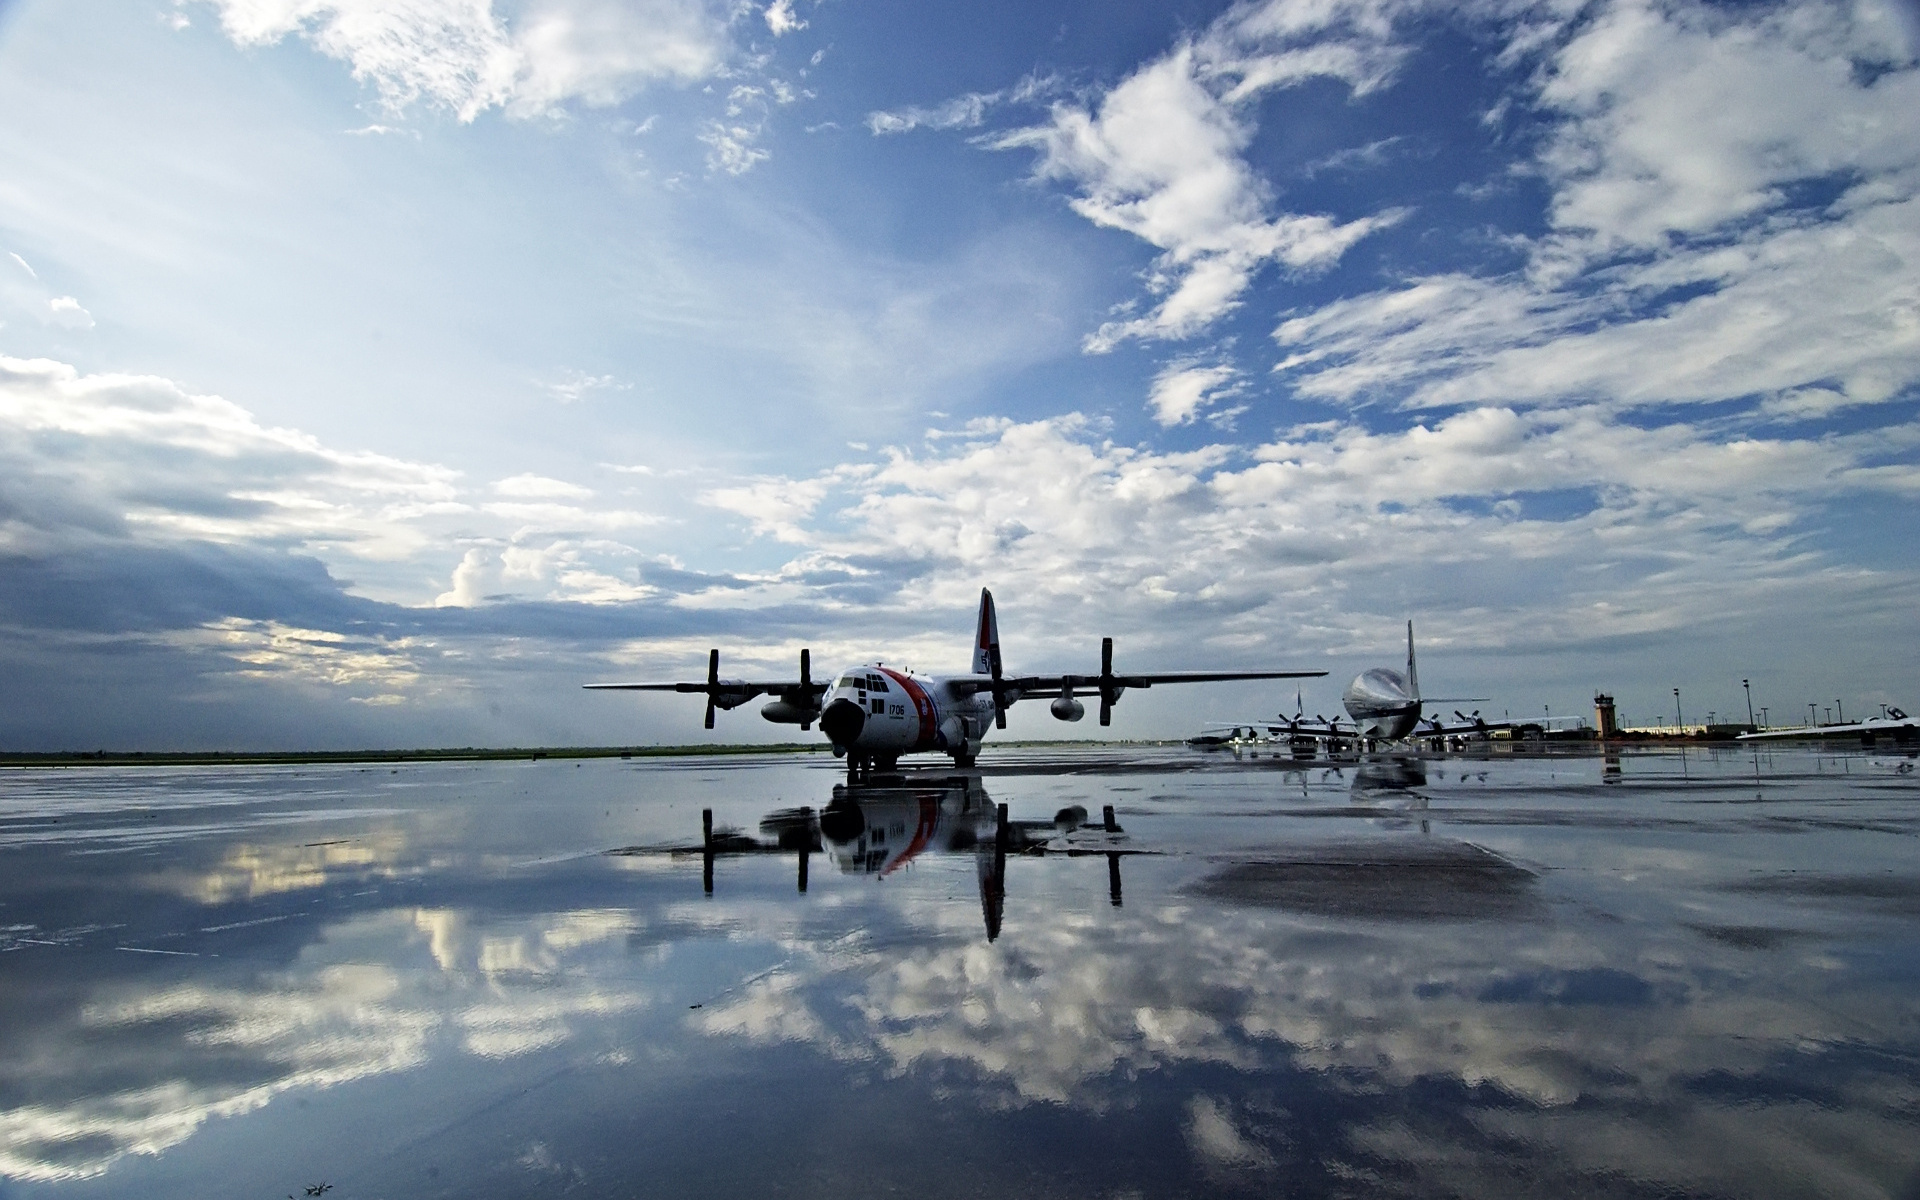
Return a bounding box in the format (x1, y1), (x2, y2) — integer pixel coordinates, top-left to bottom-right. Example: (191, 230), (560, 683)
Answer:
(814, 665), (999, 765)
(1342, 666), (1421, 740)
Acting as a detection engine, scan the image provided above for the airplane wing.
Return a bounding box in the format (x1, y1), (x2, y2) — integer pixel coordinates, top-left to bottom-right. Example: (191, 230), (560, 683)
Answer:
(583, 680), (808, 693)
(953, 668), (1327, 695)
(583, 648), (827, 729)
(950, 648), (1325, 727)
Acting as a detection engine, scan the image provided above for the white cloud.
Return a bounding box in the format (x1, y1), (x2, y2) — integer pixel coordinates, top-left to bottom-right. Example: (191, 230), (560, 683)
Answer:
(993, 20), (1409, 351)
(702, 473), (836, 542)
(0, 355), (459, 560)
(700, 118), (771, 175)
(46, 296), (93, 329)
(869, 91), (1000, 136)
(1269, 0), (1920, 416)
(1536, 0), (1920, 250)
(541, 370), (627, 403)
(1148, 361), (1243, 426)
(492, 472), (592, 499)
(198, 0), (733, 121)
(0, 354), (690, 616)
(173, 617), (428, 698)
(3, 252), (96, 332)
(681, 408), (1919, 664)
(763, 0), (804, 36)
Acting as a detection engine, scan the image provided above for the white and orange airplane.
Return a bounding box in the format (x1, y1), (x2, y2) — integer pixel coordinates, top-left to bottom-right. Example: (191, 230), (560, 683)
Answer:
(587, 589), (1324, 772)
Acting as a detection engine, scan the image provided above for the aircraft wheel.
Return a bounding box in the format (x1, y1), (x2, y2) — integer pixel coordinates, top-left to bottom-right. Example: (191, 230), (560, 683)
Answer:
(875, 755), (898, 772)
(953, 751), (976, 768)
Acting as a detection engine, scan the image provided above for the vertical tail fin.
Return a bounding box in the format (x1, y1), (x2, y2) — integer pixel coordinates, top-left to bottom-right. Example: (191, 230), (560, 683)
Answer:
(972, 589), (1002, 677)
(1405, 619), (1420, 702)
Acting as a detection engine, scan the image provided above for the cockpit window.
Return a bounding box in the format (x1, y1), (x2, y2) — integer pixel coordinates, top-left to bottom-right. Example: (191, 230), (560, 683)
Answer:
(866, 673), (889, 692)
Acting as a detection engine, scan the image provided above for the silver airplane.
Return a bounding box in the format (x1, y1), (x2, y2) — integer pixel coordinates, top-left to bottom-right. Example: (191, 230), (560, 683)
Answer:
(1209, 621), (1491, 746)
(586, 589), (1325, 773)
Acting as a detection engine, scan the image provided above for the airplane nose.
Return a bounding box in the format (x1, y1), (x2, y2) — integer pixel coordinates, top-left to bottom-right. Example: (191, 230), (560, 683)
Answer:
(820, 698), (866, 747)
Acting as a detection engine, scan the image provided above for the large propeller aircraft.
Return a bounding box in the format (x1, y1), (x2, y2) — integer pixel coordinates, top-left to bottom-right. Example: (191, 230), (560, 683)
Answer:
(587, 589), (1325, 773)
(1199, 621), (1497, 748)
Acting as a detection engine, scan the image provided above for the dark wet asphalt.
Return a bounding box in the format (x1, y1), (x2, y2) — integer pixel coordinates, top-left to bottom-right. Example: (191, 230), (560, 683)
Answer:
(2, 744), (1918, 1198)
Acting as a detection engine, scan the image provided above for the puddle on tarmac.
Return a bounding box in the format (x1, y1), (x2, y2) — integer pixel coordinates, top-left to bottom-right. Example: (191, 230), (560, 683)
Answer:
(2, 744), (1919, 1198)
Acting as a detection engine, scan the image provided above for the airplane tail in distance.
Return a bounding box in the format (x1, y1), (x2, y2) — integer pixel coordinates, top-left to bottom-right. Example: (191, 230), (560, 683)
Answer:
(1406, 620), (1420, 702)
(973, 589), (1003, 677)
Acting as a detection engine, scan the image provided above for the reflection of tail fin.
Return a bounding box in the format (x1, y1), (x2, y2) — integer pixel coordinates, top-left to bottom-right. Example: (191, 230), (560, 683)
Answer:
(1406, 620), (1420, 702)
(972, 589), (1002, 677)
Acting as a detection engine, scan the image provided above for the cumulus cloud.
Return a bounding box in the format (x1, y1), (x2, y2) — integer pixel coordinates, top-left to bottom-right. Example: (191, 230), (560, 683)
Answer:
(989, 1), (1418, 350)
(686, 408), (1919, 670)
(1271, 0), (1920, 414)
(763, 0), (804, 36)
(198, 0), (734, 121)
(1148, 360), (1244, 426)
(0, 355), (459, 560)
(493, 473), (592, 500)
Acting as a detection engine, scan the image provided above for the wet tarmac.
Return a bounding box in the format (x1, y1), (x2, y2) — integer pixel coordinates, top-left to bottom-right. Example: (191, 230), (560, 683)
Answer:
(2, 744), (1918, 1198)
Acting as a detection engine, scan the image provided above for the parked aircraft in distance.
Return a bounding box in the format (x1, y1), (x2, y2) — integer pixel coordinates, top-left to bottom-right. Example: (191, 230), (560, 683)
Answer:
(1737, 708), (1914, 744)
(1199, 621), (1495, 747)
(586, 589), (1326, 773)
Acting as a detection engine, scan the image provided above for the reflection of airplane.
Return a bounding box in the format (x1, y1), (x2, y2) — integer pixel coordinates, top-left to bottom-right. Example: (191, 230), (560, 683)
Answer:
(1205, 623), (1496, 748)
(1351, 757), (1427, 795)
(588, 589), (1324, 773)
(1737, 708), (1915, 745)
(688, 777), (1138, 940)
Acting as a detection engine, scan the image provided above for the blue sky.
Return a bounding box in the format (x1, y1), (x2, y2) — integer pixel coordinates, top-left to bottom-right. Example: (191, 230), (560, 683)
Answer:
(1, 0), (1916, 749)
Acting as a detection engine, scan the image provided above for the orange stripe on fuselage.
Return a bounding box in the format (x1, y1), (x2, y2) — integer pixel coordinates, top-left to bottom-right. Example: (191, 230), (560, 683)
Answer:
(881, 667), (939, 750)
(881, 795), (941, 877)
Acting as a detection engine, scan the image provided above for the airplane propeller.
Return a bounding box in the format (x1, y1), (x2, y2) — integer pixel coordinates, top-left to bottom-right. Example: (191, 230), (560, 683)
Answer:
(989, 639), (1008, 730)
(703, 648), (720, 729)
(799, 648), (813, 731)
(1098, 636), (1120, 726)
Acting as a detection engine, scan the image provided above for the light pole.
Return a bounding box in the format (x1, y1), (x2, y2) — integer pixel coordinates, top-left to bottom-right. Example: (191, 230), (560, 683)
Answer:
(1837, 699), (1844, 724)
(1760, 706), (1768, 729)
(1674, 687), (1684, 731)
(1743, 679), (1754, 727)
(1809, 702), (1817, 726)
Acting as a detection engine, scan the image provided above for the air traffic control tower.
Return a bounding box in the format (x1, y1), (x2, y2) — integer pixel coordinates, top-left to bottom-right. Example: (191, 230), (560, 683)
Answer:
(1594, 693), (1619, 738)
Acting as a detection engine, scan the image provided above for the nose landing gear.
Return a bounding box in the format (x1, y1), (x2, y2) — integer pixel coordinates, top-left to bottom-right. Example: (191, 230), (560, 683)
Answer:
(844, 754), (899, 781)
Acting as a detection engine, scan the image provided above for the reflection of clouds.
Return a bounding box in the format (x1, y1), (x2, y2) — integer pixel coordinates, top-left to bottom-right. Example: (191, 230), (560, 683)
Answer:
(185, 831), (412, 901)
(689, 880), (1920, 1192)
(1185, 1095), (1273, 1172)
(0, 906), (651, 1182)
(698, 971), (829, 1045)
(2, 962), (430, 1183)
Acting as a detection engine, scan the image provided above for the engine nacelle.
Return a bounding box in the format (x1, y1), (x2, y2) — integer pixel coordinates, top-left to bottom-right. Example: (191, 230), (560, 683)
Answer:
(1050, 695), (1085, 722)
(760, 699), (819, 725)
